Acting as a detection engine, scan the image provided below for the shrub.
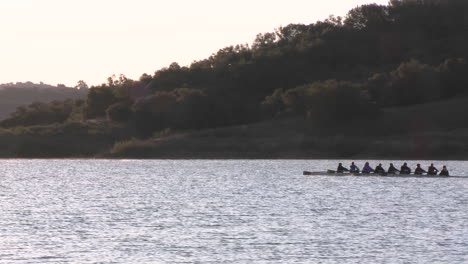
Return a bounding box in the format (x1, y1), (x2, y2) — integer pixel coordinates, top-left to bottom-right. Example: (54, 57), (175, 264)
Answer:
(106, 101), (133, 122)
(109, 138), (154, 157)
(264, 80), (379, 122)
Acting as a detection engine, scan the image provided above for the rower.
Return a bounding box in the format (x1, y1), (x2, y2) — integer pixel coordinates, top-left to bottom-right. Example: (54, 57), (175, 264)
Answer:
(414, 164), (426, 175)
(387, 163), (400, 174)
(375, 163), (385, 174)
(427, 163), (439, 175)
(362, 162), (374, 174)
(439, 165), (449, 176)
(337, 163), (349, 173)
(350, 162), (360, 173)
(400, 162), (411, 174)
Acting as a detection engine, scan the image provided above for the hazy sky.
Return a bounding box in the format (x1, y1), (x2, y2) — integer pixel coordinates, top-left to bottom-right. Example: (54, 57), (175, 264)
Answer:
(0, 0), (388, 86)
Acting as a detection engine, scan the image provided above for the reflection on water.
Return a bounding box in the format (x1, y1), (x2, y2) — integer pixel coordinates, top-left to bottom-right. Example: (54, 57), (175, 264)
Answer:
(0, 160), (467, 263)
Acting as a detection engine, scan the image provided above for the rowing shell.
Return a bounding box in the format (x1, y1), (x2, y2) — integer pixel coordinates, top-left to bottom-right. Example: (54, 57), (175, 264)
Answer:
(303, 171), (466, 178)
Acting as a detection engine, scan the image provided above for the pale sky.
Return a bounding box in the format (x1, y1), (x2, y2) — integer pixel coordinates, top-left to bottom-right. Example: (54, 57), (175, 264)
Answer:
(0, 0), (389, 87)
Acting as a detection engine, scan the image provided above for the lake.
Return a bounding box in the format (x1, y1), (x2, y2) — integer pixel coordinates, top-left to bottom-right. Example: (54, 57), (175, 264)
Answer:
(0, 159), (467, 263)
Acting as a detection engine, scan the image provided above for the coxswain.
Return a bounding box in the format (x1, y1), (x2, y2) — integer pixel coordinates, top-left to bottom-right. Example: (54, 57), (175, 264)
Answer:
(400, 162), (411, 174)
(427, 163), (439, 175)
(414, 164), (426, 175)
(439, 165), (449, 176)
(387, 163), (400, 174)
(337, 163), (349, 173)
(362, 162), (374, 174)
(350, 162), (360, 173)
(375, 163), (385, 174)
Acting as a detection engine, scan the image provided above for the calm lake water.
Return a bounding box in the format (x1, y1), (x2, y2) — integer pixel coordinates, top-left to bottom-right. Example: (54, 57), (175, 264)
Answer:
(0, 159), (467, 263)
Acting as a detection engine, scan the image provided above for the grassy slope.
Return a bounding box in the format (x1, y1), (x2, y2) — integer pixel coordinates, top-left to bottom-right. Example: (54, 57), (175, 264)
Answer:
(108, 97), (468, 159)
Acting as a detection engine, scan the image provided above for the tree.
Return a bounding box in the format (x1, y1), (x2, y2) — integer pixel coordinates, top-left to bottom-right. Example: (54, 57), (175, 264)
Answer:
(85, 86), (116, 118)
(132, 91), (178, 136)
(344, 4), (390, 30)
(252, 32), (276, 50)
(264, 80), (379, 122)
(368, 59), (440, 106)
(75, 80), (89, 90)
(106, 101), (133, 122)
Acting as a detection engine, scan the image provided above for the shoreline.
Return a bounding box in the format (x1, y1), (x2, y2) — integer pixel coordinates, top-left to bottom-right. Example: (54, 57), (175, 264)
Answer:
(0, 155), (466, 161)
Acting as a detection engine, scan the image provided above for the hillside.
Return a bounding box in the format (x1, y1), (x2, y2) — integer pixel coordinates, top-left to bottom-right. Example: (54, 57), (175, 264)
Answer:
(106, 97), (468, 159)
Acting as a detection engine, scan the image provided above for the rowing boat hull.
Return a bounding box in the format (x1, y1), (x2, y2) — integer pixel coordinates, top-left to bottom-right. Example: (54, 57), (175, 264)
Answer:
(303, 171), (464, 178)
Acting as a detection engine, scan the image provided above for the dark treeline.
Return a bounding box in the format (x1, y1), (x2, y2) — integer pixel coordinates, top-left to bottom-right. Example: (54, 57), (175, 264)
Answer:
(1, 0), (468, 157)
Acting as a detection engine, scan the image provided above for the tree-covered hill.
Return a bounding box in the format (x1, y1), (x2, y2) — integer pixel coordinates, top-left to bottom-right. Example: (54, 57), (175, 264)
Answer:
(1, 0), (468, 158)
(78, 0), (468, 135)
(107, 96), (468, 159)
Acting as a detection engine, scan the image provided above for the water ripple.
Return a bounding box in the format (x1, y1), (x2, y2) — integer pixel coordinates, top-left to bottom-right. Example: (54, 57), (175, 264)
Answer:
(0, 159), (466, 263)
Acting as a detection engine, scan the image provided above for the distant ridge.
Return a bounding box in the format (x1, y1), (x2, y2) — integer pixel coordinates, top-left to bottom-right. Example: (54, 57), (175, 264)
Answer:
(0, 82), (87, 119)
